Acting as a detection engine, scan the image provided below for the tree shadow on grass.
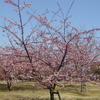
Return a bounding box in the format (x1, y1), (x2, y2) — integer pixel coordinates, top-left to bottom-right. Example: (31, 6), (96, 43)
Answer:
(13, 85), (34, 91)
(11, 97), (50, 100)
(0, 83), (36, 91)
(0, 84), (8, 91)
(31, 97), (66, 100)
(31, 98), (50, 100)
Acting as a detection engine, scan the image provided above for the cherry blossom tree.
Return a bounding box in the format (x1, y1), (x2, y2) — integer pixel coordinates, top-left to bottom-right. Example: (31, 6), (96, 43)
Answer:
(1, 0), (100, 99)
(0, 46), (18, 90)
(67, 34), (100, 94)
(0, 46), (32, 90)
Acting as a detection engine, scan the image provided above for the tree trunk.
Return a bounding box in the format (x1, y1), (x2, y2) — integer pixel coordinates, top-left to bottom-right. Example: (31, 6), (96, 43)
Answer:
(56, 91), (61, 100)
(7, 81), (12, 91)
(81, 82), (86, 95)
(85, 83), (88, 94)
(80, 68), (84, 95)
(49, 88), (55, 100)
(81, 82), (88, 95)
(81, 81), (84, 95)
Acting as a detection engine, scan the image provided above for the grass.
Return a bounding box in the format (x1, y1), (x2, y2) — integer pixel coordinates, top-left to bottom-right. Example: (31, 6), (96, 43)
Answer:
(0, 81), (100, 100)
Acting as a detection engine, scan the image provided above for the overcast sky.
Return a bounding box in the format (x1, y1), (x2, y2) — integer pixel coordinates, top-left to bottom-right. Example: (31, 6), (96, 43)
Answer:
(0, 0), (100, 45)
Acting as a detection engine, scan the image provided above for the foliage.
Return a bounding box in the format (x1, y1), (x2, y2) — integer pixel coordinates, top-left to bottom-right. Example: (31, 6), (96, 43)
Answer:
(0, 0), (100, 100)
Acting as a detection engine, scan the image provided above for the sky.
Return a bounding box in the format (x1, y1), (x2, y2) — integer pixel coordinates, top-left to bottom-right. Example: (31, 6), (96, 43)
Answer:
(0, 0), (100, 46)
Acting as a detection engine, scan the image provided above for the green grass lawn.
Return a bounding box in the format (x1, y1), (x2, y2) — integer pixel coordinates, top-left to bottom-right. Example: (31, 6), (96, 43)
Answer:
(0, 81), (100, 100)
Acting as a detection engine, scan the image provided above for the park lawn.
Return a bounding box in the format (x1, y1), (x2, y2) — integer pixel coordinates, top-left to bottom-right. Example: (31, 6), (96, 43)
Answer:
(0, 81), (100, 100)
